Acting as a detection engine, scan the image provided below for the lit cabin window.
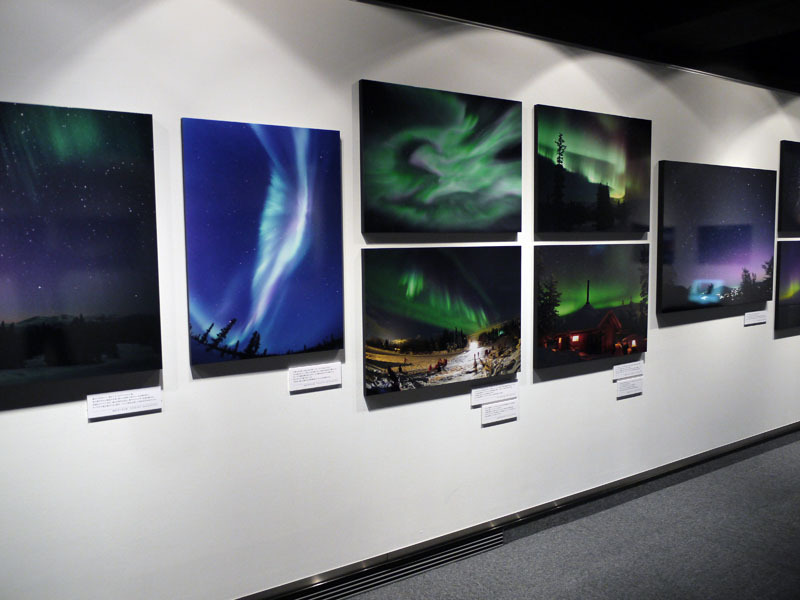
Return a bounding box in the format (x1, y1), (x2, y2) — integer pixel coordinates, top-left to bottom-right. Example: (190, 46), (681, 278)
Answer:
(631, 339), (637, 348)
(557, 337), (562, 344)
(571, 334), (580, 342)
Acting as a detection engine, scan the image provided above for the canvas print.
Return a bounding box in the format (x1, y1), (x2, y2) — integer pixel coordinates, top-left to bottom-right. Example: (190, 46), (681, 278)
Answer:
(359, 80), (522, 233)
(534, 244), (649, 368)
(775, 241), (800, 331)
(0, 101), (162, 390)
(658, 161), (776, 313)
(778, 140), (800, 236)
(362, 246), (521, 395)
(534, 104), (651, 236)
(182, 118), (343, 366)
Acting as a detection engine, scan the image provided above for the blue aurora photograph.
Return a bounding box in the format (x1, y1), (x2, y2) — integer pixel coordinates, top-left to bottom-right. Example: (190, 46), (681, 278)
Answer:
(778, 140), (800, 236)
(534, 104), (651, 236)
(775, 241), (800, 332)
(362, 246), (521, 395)
(359, 80), (522, 233)
(535, 244), (649, 369)
(658, 161), (776, 313)
(0, 101), (162, 392)
(182, 118), (343, 366)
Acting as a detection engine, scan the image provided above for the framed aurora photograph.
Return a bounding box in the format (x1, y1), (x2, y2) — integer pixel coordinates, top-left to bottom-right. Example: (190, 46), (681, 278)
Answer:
(775, 241), (800, 333)
(362, 246), (521, 395)
(534, 243), (649, 369)
(359, 80), (522, 234)
(0, 101), (162, 399)
(182, 118), (343, 370)
(534, 104), (651, 238)
(778, 140), (800, 236)
(657, 161), (776, 315)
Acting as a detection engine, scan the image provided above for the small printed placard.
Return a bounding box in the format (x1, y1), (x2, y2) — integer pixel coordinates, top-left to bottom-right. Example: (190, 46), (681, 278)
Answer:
(744, 310), (768, 326)
(613, 360), (644, 381)
(617, 377), (643, 399)
(288, 362), (342, 392)
(87, 386), (162, 420)
(471, 380), (518, 408)
(481, 398), (518, 426)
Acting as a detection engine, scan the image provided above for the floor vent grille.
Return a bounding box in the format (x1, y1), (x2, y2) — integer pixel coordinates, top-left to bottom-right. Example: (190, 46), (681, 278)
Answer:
(282, 529), (504, 600)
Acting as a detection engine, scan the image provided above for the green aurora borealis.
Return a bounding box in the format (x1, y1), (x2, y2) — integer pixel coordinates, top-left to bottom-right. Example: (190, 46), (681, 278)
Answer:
(360, 80), (521, 233)
(534, 104), (651, 234)
(536, 105), (649, 200)
(536, 244), (648, 316)
(363, 247), (520, 341)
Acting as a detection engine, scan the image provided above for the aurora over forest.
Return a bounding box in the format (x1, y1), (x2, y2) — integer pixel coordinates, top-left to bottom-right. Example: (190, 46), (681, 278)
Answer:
(360, 80), (521, 233)
(362, 247), (520, 343)
(535, 104), (651, 235)
(182, 118), (343, 364)
(535, 244), (648, 316)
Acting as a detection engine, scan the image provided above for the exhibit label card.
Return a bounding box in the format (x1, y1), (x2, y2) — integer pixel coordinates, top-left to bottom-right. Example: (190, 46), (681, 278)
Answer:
(744, 310), (768, 326)
(87, 387), (162, 420)
(617, 377), (644, 399)
(471, 381), (518, 408)
(288, 362), (342, 392)
(613, 361), (644, 381)
(481, 398), (518, 426)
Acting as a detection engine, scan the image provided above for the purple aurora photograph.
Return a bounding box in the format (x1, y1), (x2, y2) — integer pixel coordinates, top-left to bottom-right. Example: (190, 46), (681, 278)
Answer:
(657, 161), (775, 313)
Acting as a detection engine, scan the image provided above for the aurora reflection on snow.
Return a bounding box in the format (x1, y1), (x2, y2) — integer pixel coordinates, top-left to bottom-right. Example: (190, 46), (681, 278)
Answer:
(182, 118), (343, 363)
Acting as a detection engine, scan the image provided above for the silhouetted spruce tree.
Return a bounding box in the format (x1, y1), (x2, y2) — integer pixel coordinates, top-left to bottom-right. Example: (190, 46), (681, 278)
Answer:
(553, 133), (567, 206)
(199, 323), (213, 344)
(244, 331), (261, 356)
(210, 318), (236, 350)
(740, 268), (757, 302)
(761, 257), (774, 298)
(536, 274), (562, 340)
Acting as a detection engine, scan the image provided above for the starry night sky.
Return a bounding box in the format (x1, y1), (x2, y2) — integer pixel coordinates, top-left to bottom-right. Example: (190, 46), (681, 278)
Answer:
(363, 246), (520, 343)
(182, 118), (343, 359)
(0, 102), (160, 323)
(660, 161), (776, 291)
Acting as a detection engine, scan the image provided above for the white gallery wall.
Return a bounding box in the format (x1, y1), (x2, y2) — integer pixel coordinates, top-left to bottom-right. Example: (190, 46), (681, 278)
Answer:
(2, 1), (800, 599)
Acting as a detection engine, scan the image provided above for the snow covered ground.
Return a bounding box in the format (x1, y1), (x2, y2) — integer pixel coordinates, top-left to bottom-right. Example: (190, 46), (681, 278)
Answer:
(365, 341), (520, 395)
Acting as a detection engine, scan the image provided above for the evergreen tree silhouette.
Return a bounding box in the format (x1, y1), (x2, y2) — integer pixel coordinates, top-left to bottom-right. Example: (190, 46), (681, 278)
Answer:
(199, 323), (214, 344)
(244, 330), (261, 356)
(210, 318), (236, 350)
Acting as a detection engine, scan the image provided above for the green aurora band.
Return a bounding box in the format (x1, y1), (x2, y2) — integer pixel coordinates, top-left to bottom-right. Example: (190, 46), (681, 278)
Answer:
(369, 265), (490, 334)
(0, 104), (152, 204)
(779, 278), (800, 301)
(536, 244), (647, 316)
(555, 280), (644, 316)
(362, 85), (521, 229)
(537, 113), (629, 199)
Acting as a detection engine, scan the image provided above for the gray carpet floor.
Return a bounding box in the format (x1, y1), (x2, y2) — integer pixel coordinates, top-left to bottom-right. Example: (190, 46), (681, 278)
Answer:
(354, 430), (800, 599)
